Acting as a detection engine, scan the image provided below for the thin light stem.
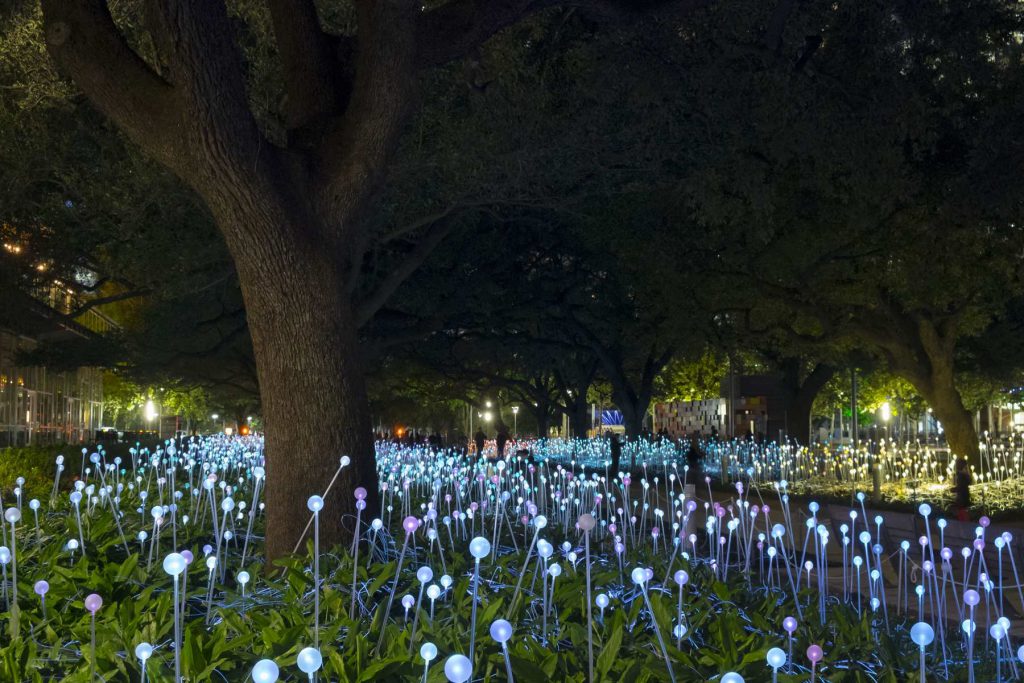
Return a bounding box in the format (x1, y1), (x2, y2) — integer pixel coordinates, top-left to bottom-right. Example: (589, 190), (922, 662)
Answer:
(470, 558), (481, 663)
(173, 574), (182, 683)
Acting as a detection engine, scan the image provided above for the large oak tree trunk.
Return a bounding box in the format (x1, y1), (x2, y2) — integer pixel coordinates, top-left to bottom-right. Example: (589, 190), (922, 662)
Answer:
(779, 362), (836, 445)
(225, 209), (380, 560)
(567, 401), (592, 437)
(532, 404), (553, 438)
(916, 366), (980, 463)
(617, 398), (648, 440)
(886, 319), (980, 462)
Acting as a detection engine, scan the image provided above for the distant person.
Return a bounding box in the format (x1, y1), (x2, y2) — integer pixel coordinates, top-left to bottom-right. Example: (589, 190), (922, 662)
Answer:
(474, 429), (487, 457)
(495, 423), (510, 460)
(686, 433), (703, 487)
(609, 433), (623, 476)
(954, 456), (972, 521)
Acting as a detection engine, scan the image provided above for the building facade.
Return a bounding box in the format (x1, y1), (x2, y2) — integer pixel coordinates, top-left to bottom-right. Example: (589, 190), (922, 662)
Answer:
(0, 287), (106, 447)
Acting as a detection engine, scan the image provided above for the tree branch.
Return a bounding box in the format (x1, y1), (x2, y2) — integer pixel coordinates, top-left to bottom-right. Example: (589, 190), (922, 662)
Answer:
(317, 0), (418, 226)
(355, 219), (456, 327)
(67, 288), (151, 317)
(266, 0), (350, 136)
(416, 0), (713, 66)
(377, 202), (492, 245)
(128, 0), (280, 209)
(417, 0), (560, 67)
(40, 0), (182, 166)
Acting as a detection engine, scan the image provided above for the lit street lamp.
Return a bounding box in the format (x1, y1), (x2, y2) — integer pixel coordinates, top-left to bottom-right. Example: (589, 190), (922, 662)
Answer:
(145, 399), (161, 438)
(512, 406), (519, 438)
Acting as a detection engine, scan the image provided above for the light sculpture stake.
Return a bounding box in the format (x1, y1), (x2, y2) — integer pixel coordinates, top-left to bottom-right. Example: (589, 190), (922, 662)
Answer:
(292, 456), (351, 554)
(806, 644), (823, 683)
(766, 647), (785, 683)
(911, 622), (934, 682)
(84, 593), (103, 681)
(991, 623), (1006, 683)
(469, 536), (491, 664)
(964, 589), (980, 683)
(307, 495), (324, 648)
(164, 552), (187, 683)
(632, 567), (675, 683)
(350, 487), (367, 619)
(238, 570), (250, 618)
(490, 619), (515, 682)
(204, 554), (218, 624)
(408, 566), (433, 654)
(578, 513), (597, 683)
(135, 643), (153, 683)
(33, 580), (48, 620)
(420, 643), (437, 683)
(378, 516), (419, 651)
(782, 616), (797, 674)
(297, 646), (322, 683)
(4, 508), (20, 611)
(239, 466), (265, 569)
(70, 491), (86, 556)
(28, 499), (40, 543)
(506, 514), (546, 619)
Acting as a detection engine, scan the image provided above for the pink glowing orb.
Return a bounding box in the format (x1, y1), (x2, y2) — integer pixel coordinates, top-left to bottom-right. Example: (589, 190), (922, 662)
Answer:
(84, 593), (103, 614)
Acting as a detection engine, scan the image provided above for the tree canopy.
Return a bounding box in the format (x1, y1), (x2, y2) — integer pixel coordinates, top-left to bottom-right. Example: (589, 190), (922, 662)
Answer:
(2, 0), (1023, 557)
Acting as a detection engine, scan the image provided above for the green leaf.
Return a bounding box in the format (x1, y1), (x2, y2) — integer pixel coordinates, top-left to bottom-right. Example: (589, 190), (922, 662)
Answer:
(597, 622), (623, 679)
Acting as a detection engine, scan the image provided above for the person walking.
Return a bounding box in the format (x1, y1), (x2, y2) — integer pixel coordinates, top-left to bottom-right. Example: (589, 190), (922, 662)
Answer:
(686, 433), (703, 488)
(609, 432), (623, 476)
(473, 429), (487, 458)
(495, 423), (510, 461)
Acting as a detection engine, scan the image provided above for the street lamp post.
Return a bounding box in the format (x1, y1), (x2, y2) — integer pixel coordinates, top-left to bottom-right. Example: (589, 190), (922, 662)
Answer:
(512, 406), (519, 438)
